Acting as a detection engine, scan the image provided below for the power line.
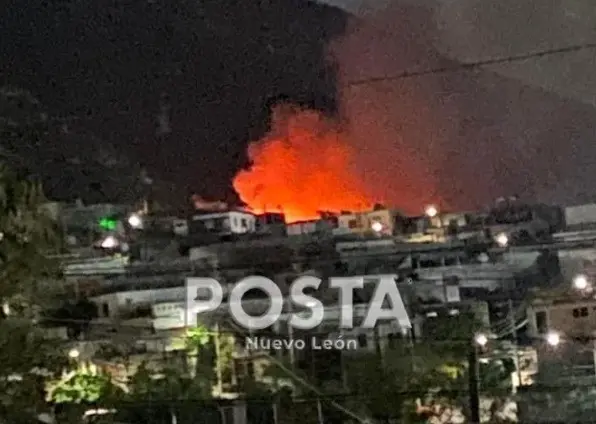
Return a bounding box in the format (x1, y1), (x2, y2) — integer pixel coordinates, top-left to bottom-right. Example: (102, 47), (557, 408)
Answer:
(345, 41), (596, 87)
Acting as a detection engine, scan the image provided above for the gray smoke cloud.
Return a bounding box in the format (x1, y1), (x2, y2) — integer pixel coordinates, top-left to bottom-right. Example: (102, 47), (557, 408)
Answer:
(327, 0), (596, 211)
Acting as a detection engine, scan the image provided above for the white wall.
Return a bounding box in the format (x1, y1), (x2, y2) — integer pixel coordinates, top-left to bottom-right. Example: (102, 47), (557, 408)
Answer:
(286, 220), (318, 236)
(228, 211), (256, 233)
(152, 301), (186, 330)
(565, 204), (596, 227)
(192, 211), (256, 234)
(558, 248), (596, 282)
(91, 287), (186, 318)
(64, 256), (129, 276)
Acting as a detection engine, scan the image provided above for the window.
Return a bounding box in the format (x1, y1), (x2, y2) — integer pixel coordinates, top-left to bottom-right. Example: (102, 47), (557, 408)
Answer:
(535, 311), (547, 334)
(357, 334), (368, 348)
(241, 218), (247, 228)
(419, 258), (442, 268)
(102, 303), (109, 317)
(348, 219), (358, 228)
(572, 307), (589, 318)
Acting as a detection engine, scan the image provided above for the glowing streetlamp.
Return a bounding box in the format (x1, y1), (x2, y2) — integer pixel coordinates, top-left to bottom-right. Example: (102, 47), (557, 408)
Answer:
(495, 232), (509, 247)
(371, 221), (383, 233)
(546, 331), (561, 347)
(469, 333), (486, 424)
(474, 333), (488, 347)
(128, 213), (143, 229)
(100, 235), (118, 249)
(68, 348), (80, 359)
(573, 274), (589, 291)
(425, 205), (438, 218)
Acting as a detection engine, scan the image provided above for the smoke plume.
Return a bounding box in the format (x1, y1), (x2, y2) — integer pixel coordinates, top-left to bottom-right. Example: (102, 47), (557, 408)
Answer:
(233, 104), (372, 222)
(328, 2), (596, 208)
(236, 1), (596, 218)
(234, 7), (447, 219)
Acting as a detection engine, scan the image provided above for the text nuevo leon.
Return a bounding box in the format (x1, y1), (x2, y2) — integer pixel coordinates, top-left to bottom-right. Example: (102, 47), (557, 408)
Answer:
(245, 336), (358, 351)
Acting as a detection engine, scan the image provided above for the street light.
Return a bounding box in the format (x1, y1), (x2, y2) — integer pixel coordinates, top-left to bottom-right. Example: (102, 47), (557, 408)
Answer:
(371, 221), (383, 233)
(100, 235), (119, 249)
(573, 274), (589, 291)
(68, 348), (80, 359)
(469, 333), (486, 424)
(128, 213), (143, 229)
(495, 232), (509, 247)
(474, 333), (488, 347)
(425, 205), (438, 218)
(546, 331), (561, 347)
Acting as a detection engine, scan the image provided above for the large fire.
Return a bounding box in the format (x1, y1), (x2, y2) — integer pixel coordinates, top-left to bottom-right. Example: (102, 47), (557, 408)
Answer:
(233, 104), (372, 222)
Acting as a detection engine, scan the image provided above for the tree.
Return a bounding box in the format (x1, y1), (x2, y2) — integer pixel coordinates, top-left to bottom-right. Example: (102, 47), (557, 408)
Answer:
(185, 325), (215, 382)
(333, 312), (516, 424)
(45, 298), (99, 340)
(0, 162), (66, 423)
(0, 87), (159, 205)
(128, 362), (211, 401)
(0, 165), (61, 299)
(127, 324), (219, 403)
(0, 320), (68, 424)
(46, 368), (125, 424)
(48, 368), (123, 405)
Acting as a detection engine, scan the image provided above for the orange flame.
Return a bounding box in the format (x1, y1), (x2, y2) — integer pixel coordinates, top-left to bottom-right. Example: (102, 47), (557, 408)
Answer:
(233, 104), (372, 223)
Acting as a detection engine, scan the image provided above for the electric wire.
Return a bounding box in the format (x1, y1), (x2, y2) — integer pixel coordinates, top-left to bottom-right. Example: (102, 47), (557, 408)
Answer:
(344, 41), (596, 86)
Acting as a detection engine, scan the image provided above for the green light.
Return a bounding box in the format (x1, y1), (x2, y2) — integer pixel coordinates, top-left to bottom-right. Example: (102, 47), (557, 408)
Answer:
(98, 217), (117, 230)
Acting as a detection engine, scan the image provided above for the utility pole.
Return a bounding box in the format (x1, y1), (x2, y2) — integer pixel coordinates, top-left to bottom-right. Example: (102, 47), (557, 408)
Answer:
(468, 343), (481, 424)
(316, 398), (324, 424)
(287, 301), (296, 367)
(508, 298), (523, 390)
(373, 325), (383, 368)
(339, 328), (349, 390)
(214, 322), (223, 395)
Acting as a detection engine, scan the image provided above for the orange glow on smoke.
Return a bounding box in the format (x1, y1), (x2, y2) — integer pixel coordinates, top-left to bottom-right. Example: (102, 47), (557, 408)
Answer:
(233, 104), (372, 222)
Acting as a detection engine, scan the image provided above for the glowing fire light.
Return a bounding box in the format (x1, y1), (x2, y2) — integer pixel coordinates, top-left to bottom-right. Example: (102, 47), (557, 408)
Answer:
(233, 104), (372, 222)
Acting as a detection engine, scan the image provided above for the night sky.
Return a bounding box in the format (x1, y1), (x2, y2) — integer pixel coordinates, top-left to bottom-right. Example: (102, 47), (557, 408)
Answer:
(3, 0), (596, 211)
(0, 0), (346, 204)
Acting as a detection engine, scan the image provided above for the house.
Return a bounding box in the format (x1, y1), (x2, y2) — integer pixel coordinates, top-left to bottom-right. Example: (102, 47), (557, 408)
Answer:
(190, 210), (256, 235)
(286, 218), (336, 236)
(337, 206), (402, 236)
(527, 289), (596, 378)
